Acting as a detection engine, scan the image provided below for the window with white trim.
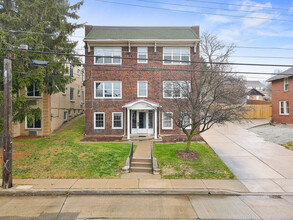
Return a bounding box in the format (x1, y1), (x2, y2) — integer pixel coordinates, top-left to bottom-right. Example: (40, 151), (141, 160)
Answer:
(26, 113), (42, 129)
(163, 81), (190, 98)
(68, 110), (72, 116)
(182, 112), (192, 129)
(95, 81), (122, 99)
(137, 47), (148, 63)
(137, 81), (148, 97)
(78, 90), (80, 97)
(162, 112), (173, 129)
(62, 86), (66, 95)
(26, 84), (41, 97)
(94, 47), (122, 64)
(280, 101), (289, 115)
(70, 88), (74, 101)
(112, 112), (123, 129)
(284, 78), (289, 91)
(94, 112), (105, 129)
(81, 91), (85, 104)
(163, 47), (190, 65)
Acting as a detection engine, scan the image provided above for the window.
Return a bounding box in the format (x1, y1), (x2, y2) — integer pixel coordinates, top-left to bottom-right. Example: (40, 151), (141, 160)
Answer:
(162, 112), (173, 129)
(81, 69), (85, 82)
(94, 47), (122, 64)
(26, 84), (41, 97)
(70, 65), (74, 78)
(163, 81), (190, 98)
(94, 81), (122, 99)
(94, 112), (105, 129)
(70, 88), (74, 101)
(112, 112), (123, 129)
(148, 111), (153, 129)
(81, 91), (85, 104)
(26, 113), (42, 129)
(163, 47), (190, 65)
(64, 112), (67, 121)
(78, 90), (80, 97)
(137, 81), (148, 97)
(182, 113), (191, 129)
(68, 110), (72, 116)
(284, 78), (289, 91)
(280, 101), (289, 115)
(137, 47), (148, 63)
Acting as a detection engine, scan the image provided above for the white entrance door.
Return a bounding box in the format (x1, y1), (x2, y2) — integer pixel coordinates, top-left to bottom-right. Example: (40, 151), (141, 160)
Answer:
(131, 110), (153, 134)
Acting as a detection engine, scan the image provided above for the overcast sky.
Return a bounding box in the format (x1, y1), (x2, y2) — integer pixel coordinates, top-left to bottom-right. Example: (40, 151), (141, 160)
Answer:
(69, 0), (293, 82)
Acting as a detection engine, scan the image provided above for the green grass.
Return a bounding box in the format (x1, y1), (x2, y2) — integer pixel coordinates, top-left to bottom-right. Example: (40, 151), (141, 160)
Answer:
(154, 142), (235, 179)
(2, 116), (132, 179)
(283, 142), (293, 151)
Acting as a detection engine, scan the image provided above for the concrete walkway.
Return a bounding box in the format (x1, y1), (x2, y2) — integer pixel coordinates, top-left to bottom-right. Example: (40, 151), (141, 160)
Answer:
(201, 119), (293, 193)
(133, 141), (152, 158)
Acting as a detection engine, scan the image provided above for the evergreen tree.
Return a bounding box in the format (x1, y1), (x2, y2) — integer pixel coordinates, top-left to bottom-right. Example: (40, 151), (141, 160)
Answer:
(0, 0), (84, 129)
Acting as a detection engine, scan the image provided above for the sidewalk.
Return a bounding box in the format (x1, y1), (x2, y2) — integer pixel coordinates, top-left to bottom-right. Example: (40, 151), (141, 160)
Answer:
(1, 178), (293, 196)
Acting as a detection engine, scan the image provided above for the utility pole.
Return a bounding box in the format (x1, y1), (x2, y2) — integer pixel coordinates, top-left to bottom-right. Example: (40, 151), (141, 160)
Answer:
(2, 58), (12, 189)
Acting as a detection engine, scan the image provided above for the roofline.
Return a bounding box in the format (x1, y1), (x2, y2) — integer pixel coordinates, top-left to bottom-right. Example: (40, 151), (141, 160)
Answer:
(86, 25), (199, 28)
(84, 39), (200, 42)
(267, 75), (293, 82)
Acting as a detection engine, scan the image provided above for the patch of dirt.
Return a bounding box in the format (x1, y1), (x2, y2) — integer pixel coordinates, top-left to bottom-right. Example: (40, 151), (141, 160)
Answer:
(176, 150), (199, 160)
(162, 134), (203, 143)
(179, 164), (195, 175)
(163, 167), (177, 175)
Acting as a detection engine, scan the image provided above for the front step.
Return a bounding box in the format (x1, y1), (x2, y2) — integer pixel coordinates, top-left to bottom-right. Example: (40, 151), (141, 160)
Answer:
(131, 162), (152, 168)
(130, 167), (152, 174)
(130, 157), (153, 173)
(132, 158), (151, 163)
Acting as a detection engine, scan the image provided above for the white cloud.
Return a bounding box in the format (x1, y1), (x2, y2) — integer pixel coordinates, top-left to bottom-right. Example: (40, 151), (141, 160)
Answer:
(205, 14), (231, 23)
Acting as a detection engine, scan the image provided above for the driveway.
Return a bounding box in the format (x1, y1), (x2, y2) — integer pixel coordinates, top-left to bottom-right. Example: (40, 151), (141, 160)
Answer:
(201, 120), (293, 192)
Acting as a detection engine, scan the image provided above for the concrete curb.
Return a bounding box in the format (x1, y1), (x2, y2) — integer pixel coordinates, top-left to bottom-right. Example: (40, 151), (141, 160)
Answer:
(0, 188), (292, 196)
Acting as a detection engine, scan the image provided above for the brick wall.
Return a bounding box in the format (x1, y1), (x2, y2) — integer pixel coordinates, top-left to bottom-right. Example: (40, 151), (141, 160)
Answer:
(271, 76), (293, 124)
(85, 45), (200, 136)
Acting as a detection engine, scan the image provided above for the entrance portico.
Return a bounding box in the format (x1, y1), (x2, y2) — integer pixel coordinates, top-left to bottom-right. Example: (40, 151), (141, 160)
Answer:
(123, 99), (160, 140)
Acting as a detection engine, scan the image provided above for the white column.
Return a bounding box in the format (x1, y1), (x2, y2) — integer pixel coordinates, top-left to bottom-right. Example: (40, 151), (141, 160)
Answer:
(127, 108), (130, 140)
(154, 109), (158, 139)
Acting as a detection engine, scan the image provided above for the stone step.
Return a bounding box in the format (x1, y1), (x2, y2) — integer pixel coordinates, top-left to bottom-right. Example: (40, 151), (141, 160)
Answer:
(131, 162), (152, 168)
(130, 167), (153, 174)
(132, 158), (151, 163)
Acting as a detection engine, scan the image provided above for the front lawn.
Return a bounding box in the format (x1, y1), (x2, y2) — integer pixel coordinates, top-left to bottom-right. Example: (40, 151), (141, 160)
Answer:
(2, 116), (132, 179)
(154, 142), (234, 179)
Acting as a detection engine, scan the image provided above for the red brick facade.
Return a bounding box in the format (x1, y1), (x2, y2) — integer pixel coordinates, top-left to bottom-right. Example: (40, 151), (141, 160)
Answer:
(271, 76), (293, 124)
(84, 26), (200, 138)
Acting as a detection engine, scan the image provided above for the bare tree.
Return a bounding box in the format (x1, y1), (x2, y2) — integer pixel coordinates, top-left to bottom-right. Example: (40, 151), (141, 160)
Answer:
(163, 32), (247, 152)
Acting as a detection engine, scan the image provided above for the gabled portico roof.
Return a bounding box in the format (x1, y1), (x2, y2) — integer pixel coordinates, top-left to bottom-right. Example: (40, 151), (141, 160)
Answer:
(123, 99), (160, 109)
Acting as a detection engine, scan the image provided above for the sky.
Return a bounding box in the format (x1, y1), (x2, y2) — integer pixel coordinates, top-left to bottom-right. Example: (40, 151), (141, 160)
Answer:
(69, 0), (293, 82)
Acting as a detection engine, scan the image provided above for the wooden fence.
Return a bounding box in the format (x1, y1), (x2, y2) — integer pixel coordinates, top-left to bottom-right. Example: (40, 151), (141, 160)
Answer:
(244, 104), (272, 119)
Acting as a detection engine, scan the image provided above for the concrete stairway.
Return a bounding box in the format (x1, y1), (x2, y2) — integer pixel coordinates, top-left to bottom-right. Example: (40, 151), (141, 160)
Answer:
(131, 158), (152, 174)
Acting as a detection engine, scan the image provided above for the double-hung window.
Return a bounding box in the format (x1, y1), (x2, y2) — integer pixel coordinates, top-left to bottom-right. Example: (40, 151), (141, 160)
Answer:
(26, 113), (42, 129)
(94, 47), (122, 64)
(70, 88), (74, 101)
(162, 112), (173, 129)
(163, 81), (190, 98)
(81, 91), (85, 104)
(112, 112), (123, 129)
(137, 47), (148, 63)
(64, 112), (68, 121)
(280, 101), (289, 115)
(181, 112), (192, 129)
(26, 84), (41, 97)
(95, 81), (122, 99)
(137, 81), (148, 97)
(94, 112), (105, 129)
(163, 47), (190, 65)
(284, 78), (289, 91)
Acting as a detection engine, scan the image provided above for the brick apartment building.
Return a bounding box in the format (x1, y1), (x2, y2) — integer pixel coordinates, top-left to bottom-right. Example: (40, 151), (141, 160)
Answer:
(267, 68), (293, 124)
(84, 26), (200, 140)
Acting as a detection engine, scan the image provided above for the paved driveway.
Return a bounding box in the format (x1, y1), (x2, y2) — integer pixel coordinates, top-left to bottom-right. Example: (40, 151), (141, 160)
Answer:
(201, 120), (293, 192)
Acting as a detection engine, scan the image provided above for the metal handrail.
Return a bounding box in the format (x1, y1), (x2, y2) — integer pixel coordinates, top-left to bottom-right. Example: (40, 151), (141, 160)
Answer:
(129, 142), (134, 169)
(151, 142), (154, 173)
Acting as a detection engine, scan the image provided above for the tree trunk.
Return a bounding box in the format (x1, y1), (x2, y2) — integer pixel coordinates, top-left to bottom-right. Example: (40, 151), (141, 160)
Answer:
(186, 135), (192, 152)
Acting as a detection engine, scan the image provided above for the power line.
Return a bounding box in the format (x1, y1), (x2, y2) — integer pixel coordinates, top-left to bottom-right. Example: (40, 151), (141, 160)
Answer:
(96, 0), (293, 22)
(2, 47), (293, 69)
(136, 0), (293, 17)
(184, 0), (291, 12)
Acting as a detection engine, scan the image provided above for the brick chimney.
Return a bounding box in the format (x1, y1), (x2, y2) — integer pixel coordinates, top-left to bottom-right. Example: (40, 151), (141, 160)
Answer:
(85, 25), (93, 37)
(191, 26), (200, 38)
